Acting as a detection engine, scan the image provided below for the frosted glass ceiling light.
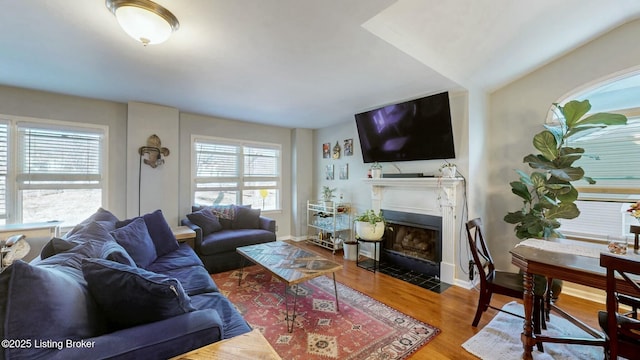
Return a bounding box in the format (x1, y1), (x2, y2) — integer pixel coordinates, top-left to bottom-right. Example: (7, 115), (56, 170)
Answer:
(106, 0), (179, 46)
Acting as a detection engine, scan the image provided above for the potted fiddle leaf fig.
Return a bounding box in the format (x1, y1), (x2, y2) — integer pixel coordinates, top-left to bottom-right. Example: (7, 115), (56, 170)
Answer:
(504, 99), (627, 239)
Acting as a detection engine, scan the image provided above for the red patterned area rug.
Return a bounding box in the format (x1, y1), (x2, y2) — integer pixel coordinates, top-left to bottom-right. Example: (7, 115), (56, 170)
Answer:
(212, 266), (439, 360)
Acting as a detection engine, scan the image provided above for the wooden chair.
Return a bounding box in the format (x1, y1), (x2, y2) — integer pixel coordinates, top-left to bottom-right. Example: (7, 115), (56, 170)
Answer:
(631, 225), (640, 253)
(466, 218), (547, 351)
(598, 252), (640, 360)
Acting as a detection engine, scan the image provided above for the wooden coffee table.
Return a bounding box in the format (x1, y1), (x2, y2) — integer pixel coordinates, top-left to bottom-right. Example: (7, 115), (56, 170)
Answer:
(236, 241), (343, 332)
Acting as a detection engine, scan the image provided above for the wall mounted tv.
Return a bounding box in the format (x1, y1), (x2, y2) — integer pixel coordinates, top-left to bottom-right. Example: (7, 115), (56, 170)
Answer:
(355, 91), (455, 163)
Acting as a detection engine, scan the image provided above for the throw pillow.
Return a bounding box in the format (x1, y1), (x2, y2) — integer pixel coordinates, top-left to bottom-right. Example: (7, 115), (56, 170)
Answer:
(209, 205), (237, 229)
(81, 258), (196, 329)
(110, 217), (157, 268)
(116, 209), (179, 257)
(64, 207), (119, 239)
(100, 240), (136, 267)
(187, 208), (222, 235)
(232, 206), (261, 229)
(40, 237), (77, 259)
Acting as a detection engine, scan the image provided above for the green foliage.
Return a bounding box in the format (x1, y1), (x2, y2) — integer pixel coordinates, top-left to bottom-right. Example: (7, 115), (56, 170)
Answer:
(354, 209), (386, 225)
(321, 186), (336, 201)
(504, 99), (627, 239)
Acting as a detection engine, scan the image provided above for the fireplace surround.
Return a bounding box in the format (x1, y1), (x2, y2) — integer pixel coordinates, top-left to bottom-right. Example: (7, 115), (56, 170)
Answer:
(364, 177), (464, 285)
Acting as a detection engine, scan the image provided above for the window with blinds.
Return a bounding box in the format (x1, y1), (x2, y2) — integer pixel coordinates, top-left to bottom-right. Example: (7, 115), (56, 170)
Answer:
(15, 122), (105, 226)
(193, 137), (281, 211)
(17, 124), (103, 188)
(558, 116), (640, 240)
(0, 121), (8, 223)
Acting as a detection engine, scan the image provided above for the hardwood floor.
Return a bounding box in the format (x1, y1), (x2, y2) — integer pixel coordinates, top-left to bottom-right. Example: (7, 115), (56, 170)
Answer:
(289, 240), (605, 360)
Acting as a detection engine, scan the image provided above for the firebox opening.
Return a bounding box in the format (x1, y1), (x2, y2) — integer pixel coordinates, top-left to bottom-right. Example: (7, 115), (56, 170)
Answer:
(380, 209), (443, 280)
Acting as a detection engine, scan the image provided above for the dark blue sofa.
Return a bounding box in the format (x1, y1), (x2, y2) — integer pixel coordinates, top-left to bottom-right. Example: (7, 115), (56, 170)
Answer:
(181, 205), (276, 273)
(0, 208), (250, 360)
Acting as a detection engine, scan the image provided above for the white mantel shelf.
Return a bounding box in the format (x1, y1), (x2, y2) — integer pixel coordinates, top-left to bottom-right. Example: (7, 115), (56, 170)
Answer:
(363, 177), (464, 187)
(362, 176), (465, 287)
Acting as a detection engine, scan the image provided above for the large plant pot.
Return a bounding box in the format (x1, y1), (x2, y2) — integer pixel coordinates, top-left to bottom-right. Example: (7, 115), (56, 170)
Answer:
(354, 221), (385, 241)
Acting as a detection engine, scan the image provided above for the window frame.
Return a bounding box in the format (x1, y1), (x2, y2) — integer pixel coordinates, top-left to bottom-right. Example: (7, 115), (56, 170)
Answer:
(0, 115), (108, 225)
(191, 135), (282, 212)
(556, 107), (640, 242)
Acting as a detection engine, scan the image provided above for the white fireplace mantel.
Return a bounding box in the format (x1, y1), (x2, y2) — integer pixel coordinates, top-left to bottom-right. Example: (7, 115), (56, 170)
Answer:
(363, 177), (465, 286)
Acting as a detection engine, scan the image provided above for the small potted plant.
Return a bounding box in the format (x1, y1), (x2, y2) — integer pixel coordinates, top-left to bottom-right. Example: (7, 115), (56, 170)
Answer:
(353, 209), (389, 241)
(321, 186), (336, 209)
(439, 162), (457, 178)
(370, 162), (383, 179)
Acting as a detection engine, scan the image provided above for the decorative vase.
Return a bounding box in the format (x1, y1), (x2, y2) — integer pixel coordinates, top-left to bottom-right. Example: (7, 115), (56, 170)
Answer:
(371, 168), (382, 179)
(440, 166), (456, 178)
(354, 221), (385, 241)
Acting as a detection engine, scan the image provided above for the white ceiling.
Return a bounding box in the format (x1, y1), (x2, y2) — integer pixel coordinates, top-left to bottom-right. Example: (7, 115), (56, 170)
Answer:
(1, 0), (639, 129)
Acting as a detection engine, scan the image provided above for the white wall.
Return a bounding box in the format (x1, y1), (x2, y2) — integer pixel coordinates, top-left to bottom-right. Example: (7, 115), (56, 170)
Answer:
(291, 128), (314, 239)
(0, 85), (298, 239)
(178, 112), (294, 237)
(0, 85), (128, 219)
(488, 19), (640, 274)
(126, 102), (180, 223)
(312, 90), (470, 240)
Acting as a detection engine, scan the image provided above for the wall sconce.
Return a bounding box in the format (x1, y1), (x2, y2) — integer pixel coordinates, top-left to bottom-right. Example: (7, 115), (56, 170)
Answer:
(138, 134), (170, 168)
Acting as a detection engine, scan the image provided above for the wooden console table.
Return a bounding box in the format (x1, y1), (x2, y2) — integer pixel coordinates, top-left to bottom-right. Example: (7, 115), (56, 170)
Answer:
(170, 329), (281, 360)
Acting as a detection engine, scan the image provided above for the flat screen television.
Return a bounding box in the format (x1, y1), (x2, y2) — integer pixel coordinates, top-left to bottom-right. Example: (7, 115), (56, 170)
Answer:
(355, 91), (455, 163)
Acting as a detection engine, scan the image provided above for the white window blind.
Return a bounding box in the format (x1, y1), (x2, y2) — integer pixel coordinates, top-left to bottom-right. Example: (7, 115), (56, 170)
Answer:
(0, 121), (8, 221)
(558, 116), (640, 240)
(568, 118), (640, 187)
(559, 201), (627, 240)
(17, 124), (103, 189)
(193, 137), (281, 210)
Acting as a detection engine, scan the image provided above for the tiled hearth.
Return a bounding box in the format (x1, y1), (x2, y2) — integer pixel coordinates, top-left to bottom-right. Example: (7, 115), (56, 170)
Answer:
(358, 258), (451, 293)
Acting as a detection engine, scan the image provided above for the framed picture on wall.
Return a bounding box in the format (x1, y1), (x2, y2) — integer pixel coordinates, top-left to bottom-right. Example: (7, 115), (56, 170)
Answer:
(339, 164), (349, 180)
(325, 164), (334, 180)
(344, 139), (353, 156)
(323, 143), (330, 158)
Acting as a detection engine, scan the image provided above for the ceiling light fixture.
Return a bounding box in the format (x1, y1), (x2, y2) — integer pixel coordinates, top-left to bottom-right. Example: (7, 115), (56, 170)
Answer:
(106, 0), (179, 46)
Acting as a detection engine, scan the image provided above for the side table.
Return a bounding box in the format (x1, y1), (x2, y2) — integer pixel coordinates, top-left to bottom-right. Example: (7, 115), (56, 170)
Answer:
(356, 238), (381, 272)
(172, 226), (196, 249)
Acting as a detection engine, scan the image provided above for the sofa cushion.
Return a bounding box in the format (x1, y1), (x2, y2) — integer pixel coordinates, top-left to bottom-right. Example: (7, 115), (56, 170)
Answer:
(111, 217), (157, 268)
(193, 205), (236, 229)
(40, 237), (77, 259)
(100, 240), (137, 267)
(64, 207), (119, 238)
(190, 292), (251, 339)
(0, 260), (106, 357)
(146, 243), (205, 272)
(187, 207), (222, 235)
(160, 265), (219, 295)
(232, 206), (261, 229)
(117, 209), (179, 257)
(82, 258), (196, 329)
(199, 229), (277, 255)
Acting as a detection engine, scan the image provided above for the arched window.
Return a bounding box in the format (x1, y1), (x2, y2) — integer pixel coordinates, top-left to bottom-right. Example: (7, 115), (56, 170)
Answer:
(557, 71), (640, 241)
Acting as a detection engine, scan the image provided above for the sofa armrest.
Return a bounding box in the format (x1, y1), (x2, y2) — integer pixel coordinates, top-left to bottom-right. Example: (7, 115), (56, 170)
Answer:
(259, 216), (276, 233)
(16, 309), (224, 360)
(181, 218), (203, 250)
